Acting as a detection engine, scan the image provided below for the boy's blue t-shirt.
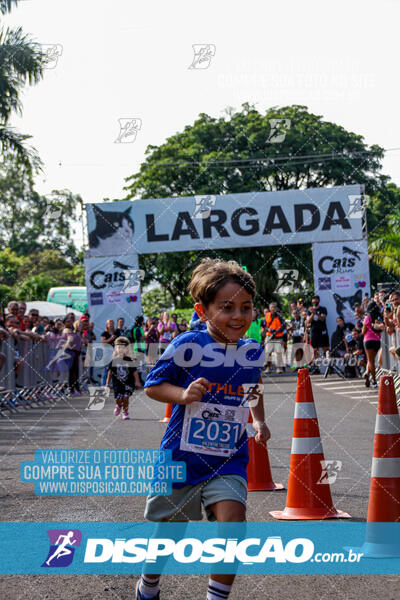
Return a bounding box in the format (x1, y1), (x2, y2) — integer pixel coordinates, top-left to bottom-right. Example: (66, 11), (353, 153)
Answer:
(144, 329), (264, 488)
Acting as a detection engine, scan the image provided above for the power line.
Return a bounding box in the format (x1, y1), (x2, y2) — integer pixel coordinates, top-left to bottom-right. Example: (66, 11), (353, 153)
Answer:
(147, 147), (400, 169)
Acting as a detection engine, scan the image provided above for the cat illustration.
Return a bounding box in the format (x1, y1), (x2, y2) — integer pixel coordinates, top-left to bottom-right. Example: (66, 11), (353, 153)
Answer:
(333, 289), (362, 322)
(88, 205), (134, 256)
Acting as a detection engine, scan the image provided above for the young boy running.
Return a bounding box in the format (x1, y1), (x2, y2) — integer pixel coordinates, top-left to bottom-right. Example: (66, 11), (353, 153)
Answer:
(136, 258), (270, 600)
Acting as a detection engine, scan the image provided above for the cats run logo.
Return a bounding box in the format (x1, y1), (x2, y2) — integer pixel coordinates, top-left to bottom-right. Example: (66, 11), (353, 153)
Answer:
(89, 260), (139, 290)
(318, 245), (363, 275)
(188, 44), (216, 69)
(115, 118), (142, 143)
(41, 529), (82, 567)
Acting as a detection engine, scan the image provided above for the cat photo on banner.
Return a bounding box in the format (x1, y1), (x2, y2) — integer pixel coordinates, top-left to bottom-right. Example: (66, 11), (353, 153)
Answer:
(88, 204), (134, 257)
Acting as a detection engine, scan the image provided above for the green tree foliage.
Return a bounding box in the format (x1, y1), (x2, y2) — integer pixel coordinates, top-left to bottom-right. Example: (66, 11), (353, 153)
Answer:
(0, 0), (45, 170)
(0, 157), (82, 256)
(13, 274), (56, 301)
(122, 104), (388, 306)
(141, 287), (174, 317)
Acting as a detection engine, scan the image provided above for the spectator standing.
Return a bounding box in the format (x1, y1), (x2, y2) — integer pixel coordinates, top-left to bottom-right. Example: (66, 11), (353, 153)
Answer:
(100, 319), (117, 385)
(106, 337), (142, 420)
(83, 321), (97, 383)
(63, 321), (82, 395)
(263, 302), (285, 373)
(115, 317), (129, 338)
(170, 314), (179, 339)
(144, 316), (159, 369)
(288, 308), (306, 368)
(157, 312), (177, 354)
(362, 301), (385, 388)
(245, 308), (263, 343)
(306, 295), (329, 374)
(176, 318), (188, 336)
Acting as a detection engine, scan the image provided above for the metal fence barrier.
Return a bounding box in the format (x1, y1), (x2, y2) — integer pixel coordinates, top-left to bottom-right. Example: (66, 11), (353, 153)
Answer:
(377, 330), (400, 404)
(0, 337), (89, 418)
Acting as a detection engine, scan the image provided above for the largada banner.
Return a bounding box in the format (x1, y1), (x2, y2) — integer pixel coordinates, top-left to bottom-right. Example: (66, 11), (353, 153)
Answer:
(84, 254), (143, 341)
(312, 240), (370, 336)
(86, 185), (364, 256)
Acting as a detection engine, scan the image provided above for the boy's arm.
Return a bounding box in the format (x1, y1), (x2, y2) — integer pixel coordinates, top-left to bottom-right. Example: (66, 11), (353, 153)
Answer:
(145, 378), (209, 405)
(249, 376), (271, 444)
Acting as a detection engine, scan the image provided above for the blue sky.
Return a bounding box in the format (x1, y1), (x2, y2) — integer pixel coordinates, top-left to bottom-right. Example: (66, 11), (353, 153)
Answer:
(5, 0), (400, 249)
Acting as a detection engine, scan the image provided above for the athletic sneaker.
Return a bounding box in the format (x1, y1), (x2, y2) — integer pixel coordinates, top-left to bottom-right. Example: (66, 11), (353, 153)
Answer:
(122, 411), (130, 420)
(135, 580), (159, 600)
(113, 405), (121, 416)
(371, 380), (378, 389)
(364, 373), (370, 388)
(276, 368), (283, 374)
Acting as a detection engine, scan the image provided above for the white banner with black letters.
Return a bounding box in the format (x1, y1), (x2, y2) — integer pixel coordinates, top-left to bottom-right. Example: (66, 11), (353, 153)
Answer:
(86, 185), (364, 256)
(312, 239), (370, 339)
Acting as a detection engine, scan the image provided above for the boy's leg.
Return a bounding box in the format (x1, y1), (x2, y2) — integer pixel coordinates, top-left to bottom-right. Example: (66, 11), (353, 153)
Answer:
(206, 499), (246, 595)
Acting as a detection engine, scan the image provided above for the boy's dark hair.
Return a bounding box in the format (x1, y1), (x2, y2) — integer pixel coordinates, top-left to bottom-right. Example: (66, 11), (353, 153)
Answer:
(189, 258), (256, 307)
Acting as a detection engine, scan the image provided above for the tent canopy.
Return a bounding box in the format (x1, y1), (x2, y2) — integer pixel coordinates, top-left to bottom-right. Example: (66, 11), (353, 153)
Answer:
(25, 301), (84, 319)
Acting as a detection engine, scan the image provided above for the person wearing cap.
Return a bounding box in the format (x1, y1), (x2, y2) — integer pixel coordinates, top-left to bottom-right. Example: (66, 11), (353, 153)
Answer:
(106, 336), (142, 420)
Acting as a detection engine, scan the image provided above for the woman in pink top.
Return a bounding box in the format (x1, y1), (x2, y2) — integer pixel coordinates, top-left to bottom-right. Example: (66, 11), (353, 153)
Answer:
(362, 301), (385, 388)
(157, 312), (177, 355)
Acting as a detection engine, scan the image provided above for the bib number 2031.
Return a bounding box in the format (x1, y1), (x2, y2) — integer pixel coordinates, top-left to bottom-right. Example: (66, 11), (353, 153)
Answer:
(188, 418), (241, 449)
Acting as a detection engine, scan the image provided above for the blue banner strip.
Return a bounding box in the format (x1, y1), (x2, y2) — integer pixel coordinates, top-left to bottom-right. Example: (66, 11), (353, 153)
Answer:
(1, 522), (400, 574)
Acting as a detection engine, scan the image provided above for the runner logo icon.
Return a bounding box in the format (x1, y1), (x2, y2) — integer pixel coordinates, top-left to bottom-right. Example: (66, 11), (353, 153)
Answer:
(41, 529), (82, 567)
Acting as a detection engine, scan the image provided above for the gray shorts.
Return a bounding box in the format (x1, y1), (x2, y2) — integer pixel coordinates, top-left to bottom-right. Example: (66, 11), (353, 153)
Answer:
(144, 474), (247, 522)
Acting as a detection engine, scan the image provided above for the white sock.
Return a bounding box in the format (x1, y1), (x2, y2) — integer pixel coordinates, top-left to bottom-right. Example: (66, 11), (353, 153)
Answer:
(138, 575), (160, 598)
(206, 579), (232, 600)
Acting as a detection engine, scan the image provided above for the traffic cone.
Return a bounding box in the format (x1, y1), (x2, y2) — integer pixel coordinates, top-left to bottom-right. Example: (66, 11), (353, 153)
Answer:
(270, 368), (350, 519)
(159, 403), (173, 423)
(358, 375), (400, 556)
(247, 411), (284, 491)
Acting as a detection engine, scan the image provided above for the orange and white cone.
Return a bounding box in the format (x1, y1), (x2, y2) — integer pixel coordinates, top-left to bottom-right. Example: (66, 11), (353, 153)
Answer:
(159, 403), (173, 423)
(247, 412), (284, 491)
(270, 368), (350, 519)
(358, 375), (400, 556)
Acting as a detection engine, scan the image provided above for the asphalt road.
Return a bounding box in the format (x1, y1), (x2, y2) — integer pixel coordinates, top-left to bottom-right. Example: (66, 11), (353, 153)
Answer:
(0, 373), (399, 600)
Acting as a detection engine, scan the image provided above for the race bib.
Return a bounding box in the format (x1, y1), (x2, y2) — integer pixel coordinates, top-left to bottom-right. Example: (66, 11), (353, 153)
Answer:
(180, 401), (249, 457)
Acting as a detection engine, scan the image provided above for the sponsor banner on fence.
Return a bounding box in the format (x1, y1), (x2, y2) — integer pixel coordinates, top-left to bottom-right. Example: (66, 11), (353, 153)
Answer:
(86, 185), (363, 256)
(1, 522), (400, 574)
(84, 254), (143, 341)
(312, 239), (370, 337)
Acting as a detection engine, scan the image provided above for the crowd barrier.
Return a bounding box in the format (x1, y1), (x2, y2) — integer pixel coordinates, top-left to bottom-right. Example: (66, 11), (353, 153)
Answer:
(0, 338), (88, 418)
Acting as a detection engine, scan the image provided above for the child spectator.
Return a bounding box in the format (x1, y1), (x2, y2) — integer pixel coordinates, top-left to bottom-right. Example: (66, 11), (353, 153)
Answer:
(106, 336), (142, 420)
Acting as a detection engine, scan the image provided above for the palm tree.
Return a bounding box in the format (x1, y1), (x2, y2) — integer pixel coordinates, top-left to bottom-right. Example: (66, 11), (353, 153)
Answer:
(0, 0), (44, 170)
(369, 212), (400, 276)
